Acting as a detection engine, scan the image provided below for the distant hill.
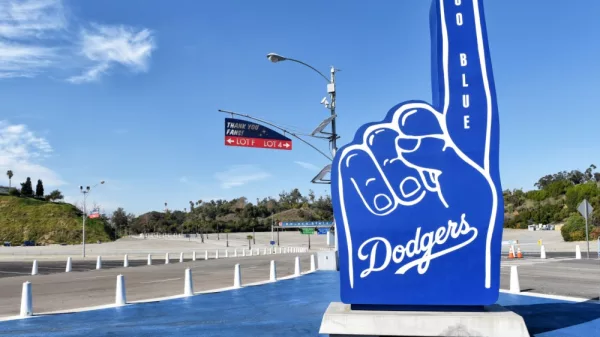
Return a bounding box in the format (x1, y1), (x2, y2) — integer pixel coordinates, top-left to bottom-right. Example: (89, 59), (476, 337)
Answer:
(0, 195), (113, 245)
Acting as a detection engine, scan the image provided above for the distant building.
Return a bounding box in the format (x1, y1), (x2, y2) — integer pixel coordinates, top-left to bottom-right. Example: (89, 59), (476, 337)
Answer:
(0, 186), (9, 195)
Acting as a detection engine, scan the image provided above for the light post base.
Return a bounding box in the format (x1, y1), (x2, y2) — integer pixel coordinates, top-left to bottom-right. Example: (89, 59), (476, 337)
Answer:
(317, 251), (338, 271)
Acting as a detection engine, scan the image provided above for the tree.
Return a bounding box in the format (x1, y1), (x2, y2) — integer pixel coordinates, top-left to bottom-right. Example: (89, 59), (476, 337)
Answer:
(20, 177), (33, 197)
(111, 208), (130, 237)
(6, 170), (13, 188)
(35, 179), (44, 198)
(45, 189), (64, 202)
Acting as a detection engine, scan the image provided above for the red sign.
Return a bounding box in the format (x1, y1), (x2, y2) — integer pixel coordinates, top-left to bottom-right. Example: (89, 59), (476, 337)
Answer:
(88, 213), (100, 219)
(225, 136), (292, 150)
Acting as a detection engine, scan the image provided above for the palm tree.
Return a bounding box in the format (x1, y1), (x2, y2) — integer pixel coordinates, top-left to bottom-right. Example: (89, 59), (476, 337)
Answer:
(6, 170), (13, 188)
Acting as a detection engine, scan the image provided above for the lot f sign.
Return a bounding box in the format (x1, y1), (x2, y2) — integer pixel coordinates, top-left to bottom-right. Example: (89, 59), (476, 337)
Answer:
(331, 0), (503, 306)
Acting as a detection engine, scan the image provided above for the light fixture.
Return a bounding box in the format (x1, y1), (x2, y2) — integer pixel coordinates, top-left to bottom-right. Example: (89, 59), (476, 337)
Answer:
(311, 115), (337, 136)
(311, 164), (332, 184)
(266, 53), (286, 63)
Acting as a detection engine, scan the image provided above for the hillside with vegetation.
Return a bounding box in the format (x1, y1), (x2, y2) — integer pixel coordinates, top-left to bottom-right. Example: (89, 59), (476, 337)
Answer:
(0, 195), (113, 245)
(503, 164), (600, 241)
(120, 189), (333, 237)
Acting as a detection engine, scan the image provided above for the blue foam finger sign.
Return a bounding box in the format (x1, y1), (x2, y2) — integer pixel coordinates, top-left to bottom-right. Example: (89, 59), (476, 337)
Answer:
(332, 0), (503, 306)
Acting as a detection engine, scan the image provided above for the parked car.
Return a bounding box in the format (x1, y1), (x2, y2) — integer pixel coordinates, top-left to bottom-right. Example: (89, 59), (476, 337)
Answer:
(22, 240), (35, 246)
(3, 241), (11, 247)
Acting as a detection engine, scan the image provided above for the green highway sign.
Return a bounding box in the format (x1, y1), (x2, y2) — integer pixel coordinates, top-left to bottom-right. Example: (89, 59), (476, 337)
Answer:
(300, 228), (315, 235)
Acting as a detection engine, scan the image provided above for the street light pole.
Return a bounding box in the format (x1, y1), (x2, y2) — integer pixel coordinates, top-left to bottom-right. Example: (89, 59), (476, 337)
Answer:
(329, 66), (337, 155)
(80, 181), (104, 258)
(267, 52), (339, 251)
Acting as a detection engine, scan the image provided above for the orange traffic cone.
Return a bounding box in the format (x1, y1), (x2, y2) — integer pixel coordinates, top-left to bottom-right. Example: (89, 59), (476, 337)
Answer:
(517, 247), (523, 259)
(508, 246), (515, 259)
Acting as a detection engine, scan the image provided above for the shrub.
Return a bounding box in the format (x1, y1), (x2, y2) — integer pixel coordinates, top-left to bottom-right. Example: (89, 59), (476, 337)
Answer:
(8, 188), (20, 197)
(561, 213), (591, 241)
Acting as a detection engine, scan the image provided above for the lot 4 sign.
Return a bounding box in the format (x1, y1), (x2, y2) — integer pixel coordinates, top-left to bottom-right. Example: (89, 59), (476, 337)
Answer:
(225, 118), (292, 151)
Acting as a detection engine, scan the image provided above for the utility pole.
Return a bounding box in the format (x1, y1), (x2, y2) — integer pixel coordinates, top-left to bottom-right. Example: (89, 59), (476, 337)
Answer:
(80, 181), (104, 258)
(329, 66), (338, 156)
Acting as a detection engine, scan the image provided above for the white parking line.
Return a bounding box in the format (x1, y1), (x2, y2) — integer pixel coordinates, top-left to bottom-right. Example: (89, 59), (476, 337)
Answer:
(139, 277), (182, 284)
(73, 275), (114, 281)
(0, 270), (29, 275)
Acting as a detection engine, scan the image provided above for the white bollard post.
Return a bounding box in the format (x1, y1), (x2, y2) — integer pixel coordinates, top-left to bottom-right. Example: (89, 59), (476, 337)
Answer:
(66, 257), (72, 272)
(243, 249), (246, 257)
(192, 251), (196, 261)
(180, 252), (184, 263)
(215, 249), (219, 259)
(263, 248), (266, 255)
(269, 247), (273, 254)
(147, 254), (152, 266)
(31, 260), (38, 276)
(225, 250), (229, 258)
(509, 266), (520, 293)
(576, 245), (582, 259)
(234, 249), (238, 257)
(184, 268), (194, 296)
(205, 250), (208, 260)
(249, 249), (253, 257)
(96, 256), (102, 270)
(124, 254), (129, 267)
(165, 253), (170, 264)
(540, 245), (546, 259)
(20, 281), (33, 317)
(270, 260), (277, 282)
(310, 254), (316, 272)
(233, 264), (242, 289)
(294, 256), (301, 276)
(257, 248), (260, 256)
(115, 274), (127, 306)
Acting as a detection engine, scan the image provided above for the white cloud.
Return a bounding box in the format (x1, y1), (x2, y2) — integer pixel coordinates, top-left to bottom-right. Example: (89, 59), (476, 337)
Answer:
(0, 0), (155, 82)
(214, 165), (270, 189)
(0, 0), (66, 39)
(294, 161), (320, 171)
(67, 24), (155, 83)
(0, 0), (65, 78)
(179, 176), (189, 183)
(0, 120), (65, 187)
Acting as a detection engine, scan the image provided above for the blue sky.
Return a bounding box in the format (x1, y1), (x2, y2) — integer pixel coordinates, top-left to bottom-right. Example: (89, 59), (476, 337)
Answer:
(1, 0), (599, 215)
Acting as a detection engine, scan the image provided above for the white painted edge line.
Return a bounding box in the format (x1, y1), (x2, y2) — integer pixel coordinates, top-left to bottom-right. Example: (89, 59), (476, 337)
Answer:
(139, 277), (182, 284)
(499, 289), (600, 304)
(0, 270), (318, 322)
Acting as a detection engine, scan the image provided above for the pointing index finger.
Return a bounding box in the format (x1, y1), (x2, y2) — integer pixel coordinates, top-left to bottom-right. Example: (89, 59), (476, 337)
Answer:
(430, 0), (498, 171)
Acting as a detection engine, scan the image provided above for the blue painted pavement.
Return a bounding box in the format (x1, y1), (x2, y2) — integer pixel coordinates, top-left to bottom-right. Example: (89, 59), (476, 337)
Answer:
(1, 272), (599, 336)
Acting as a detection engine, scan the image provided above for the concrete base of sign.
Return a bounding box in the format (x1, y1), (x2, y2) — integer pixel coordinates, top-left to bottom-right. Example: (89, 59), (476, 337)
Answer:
(317, 251), (338, 271)
(319, 302), (530, 337)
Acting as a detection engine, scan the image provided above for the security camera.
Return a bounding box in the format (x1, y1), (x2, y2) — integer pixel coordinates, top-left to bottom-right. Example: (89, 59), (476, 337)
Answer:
(320, 97), (329, 105)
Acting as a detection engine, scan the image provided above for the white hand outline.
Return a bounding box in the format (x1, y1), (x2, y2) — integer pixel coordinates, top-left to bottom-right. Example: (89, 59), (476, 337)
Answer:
(336, 0), (499, 290)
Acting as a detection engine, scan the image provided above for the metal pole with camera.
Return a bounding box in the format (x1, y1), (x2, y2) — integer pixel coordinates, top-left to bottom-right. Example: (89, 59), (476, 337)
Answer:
(80, 181), (104, 258)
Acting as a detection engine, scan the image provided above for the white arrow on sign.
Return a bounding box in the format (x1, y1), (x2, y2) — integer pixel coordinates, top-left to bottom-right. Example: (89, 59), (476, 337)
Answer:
(226, 138), (234, 144)
(284, 143), (290, 148)
(577, 199), (593, 219)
